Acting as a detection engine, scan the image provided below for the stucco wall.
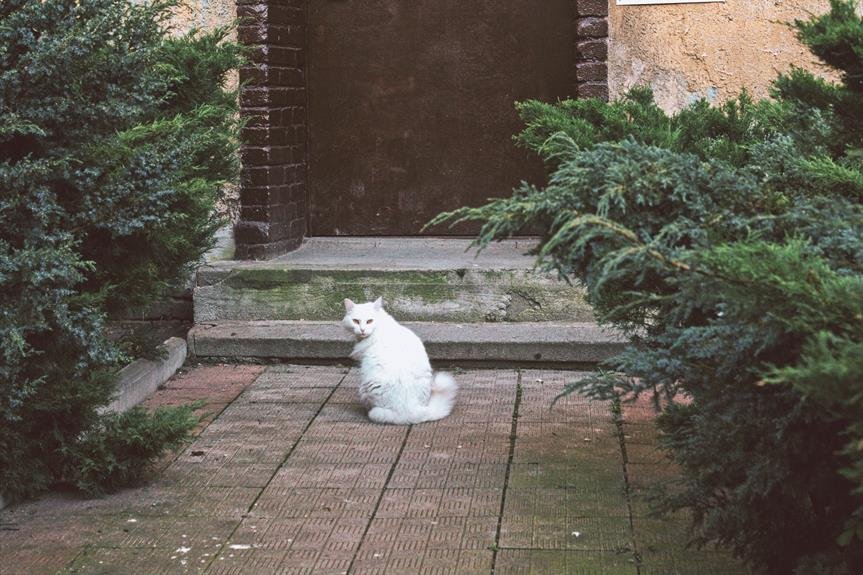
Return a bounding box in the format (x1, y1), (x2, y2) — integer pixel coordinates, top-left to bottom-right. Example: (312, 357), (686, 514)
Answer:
(169, 1), (238, 87)
(608, 0), (841, 112)
(170, 0), (234, 35)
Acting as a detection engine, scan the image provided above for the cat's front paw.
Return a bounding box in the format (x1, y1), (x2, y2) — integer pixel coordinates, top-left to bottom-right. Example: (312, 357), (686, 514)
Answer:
(349, 349), (362, 361)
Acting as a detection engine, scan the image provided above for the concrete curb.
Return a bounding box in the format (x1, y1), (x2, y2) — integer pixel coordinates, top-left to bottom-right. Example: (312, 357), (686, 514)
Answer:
(102, 337), (188, 414)
(189, 321), (627, 365)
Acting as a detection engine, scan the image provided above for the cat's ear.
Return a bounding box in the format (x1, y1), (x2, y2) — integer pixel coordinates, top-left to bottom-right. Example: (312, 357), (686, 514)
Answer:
(373, 297), (383, 311)
(344, 298), (355, 312)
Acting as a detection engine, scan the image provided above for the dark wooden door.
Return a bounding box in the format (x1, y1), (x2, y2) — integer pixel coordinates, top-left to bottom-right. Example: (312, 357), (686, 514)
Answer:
(307, 0), (574, 235)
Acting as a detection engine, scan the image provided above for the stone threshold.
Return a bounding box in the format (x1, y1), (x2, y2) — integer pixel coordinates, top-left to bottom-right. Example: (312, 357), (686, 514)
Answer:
(189, 320), (626, 365)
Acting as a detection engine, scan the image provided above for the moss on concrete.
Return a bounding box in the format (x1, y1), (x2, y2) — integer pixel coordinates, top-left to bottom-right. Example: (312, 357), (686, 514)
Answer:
(194, 267), (595, 323)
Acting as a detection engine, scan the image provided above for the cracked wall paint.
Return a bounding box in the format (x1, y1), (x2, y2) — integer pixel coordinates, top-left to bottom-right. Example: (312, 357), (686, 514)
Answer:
(608, 0), (843, 113)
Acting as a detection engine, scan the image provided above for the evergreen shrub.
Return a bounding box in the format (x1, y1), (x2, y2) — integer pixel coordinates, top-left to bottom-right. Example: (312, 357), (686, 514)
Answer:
(0, 0), (241, 499)
(430, 1), (863, 572)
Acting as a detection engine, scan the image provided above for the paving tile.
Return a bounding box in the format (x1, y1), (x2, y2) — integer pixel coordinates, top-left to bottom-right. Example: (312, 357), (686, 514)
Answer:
(271, 462), (394, 489)
(207, 547), (287, 575)
(68, 545), (215, 574)
(87, 515), (236, 550)
(0, 518), (94, 575)
(161, 461), (276, 490)
(339, 369), (363, 388)
(0, 545), (84, 575)
(388, 460), (508, 489)
(518, 371), (603, 425)
(170, 486), (261, 519)
(190, 421), (308, 458)
(208, 522), (355, 571)
(500, 513), (633, 552)
(0, 365), (749, 574)
(174, 364), (265, 385)
(288, 517), (363, 551)
(298, 422), (405, 452)
(311, 550), (356, 573)
(362, 518), (444, 550)
(166, 448), (293, 478)
(399, 421), (513, 465)
(457, 370), (519, 388)
(508, 463), (626, 491)
(216, 402), (322, 425)
(326, 385), (363, 404)
(453, 549), (495, 574)
(287, 439), (402, 465)
(251, 487), (379, 520)
(495, 549), (638, 575)
(513, 421), (622, 466)
(352, 553), (424, 574)
(443, 371), (517, 424)
(255, 365), (350, 388)
(314, 402), (370, 423)
(46, 483), (188, 518)
(0, 508), (105, 548)
(503, 486), (629, 520)
(355, 516), (497, 572)
(375, 488), (502, 519)
(237, 385), (334, 404)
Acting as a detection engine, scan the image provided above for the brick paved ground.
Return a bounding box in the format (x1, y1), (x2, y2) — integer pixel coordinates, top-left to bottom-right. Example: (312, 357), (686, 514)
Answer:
(0, 365), (748, 574)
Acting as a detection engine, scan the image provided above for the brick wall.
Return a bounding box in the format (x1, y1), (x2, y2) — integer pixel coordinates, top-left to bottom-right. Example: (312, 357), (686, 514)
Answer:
(235, 0), (308, 259)
(574, 0), (609, 101)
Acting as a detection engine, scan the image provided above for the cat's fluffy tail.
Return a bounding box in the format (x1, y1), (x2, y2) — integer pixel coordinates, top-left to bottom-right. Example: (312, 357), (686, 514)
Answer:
(417, 371), (458, 422)
(367, 372), (458, 425)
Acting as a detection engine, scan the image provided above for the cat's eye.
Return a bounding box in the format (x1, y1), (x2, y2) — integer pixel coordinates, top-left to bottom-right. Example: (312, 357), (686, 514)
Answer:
(366, 319), (373, 324)
(353, 319), (360, 324)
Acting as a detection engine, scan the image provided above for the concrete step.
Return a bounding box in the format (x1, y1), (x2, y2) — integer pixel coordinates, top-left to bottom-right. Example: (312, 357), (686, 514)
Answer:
(188, 320), (626, 365)
(194, 237), (593, 324)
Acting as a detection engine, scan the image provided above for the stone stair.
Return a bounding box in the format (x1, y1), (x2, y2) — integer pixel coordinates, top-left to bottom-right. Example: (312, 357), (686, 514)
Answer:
(188, 237), (626, 365)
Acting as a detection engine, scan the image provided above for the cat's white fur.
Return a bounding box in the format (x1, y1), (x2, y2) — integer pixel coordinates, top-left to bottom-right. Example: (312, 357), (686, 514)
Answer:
(342, 297), (458, 425)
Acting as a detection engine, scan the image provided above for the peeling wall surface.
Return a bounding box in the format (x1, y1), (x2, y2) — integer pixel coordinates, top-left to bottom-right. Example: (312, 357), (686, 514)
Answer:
(170, 0), (234, 35)
(609, 0), (841, 112)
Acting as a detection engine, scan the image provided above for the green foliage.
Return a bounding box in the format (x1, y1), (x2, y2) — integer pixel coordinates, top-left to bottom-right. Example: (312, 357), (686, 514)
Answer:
(429, 1), (863, 572)
(64, 404), (200, 496)
(514, 86), (677, 157)
(0, 0), (240, 500)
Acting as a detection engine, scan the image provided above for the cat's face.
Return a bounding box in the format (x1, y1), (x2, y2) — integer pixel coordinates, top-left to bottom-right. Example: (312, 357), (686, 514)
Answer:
(342, 297), (383, 339)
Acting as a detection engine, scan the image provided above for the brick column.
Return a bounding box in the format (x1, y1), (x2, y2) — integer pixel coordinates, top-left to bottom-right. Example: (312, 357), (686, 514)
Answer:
(235, 0), (308, 259)
(574, 0), (609, 101)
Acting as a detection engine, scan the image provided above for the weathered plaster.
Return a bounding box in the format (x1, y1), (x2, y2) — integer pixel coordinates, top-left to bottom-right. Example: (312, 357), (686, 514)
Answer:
(170, 0), (234, 36)
(609, 0), (843, 112)
(169, 1), (238, 90)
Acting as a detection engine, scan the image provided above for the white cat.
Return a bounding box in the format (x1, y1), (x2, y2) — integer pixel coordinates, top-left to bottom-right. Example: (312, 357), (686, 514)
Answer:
(342, 297), (458, 425)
